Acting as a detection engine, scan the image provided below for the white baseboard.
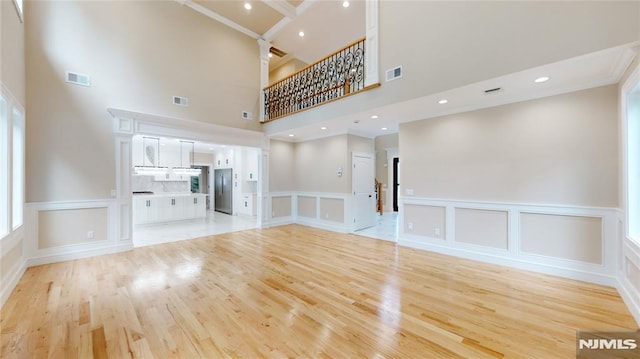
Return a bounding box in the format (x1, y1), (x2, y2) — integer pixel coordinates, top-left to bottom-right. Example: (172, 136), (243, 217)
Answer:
(400, 236), (617, 286)
(617, 274), (640, 326)
(262, 217), (294, 228)
(296, 216), (351, 233)
(27, 242), (134, 267)
(0, 257), (27, 308)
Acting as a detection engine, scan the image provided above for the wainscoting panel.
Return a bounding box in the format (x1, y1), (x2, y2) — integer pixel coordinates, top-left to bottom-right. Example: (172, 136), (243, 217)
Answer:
(403, 204), (445, 239)
(455, 208), (508, 250)
(272, 195), (293, 219)
(265, 192), (351, 233)
(619, 237), (640, 325)
(25, 200), (133, 266)
(400, 197), (619, 286)
(297, 196), (317, 219)
(521, 213), (602, 264)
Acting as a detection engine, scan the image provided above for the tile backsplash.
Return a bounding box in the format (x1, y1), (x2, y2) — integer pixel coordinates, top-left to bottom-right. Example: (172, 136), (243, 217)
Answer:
(132, 175), (190, 193)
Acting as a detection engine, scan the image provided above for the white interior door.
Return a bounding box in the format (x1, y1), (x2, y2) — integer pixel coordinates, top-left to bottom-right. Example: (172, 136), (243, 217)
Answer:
(353, 152), (375, 231)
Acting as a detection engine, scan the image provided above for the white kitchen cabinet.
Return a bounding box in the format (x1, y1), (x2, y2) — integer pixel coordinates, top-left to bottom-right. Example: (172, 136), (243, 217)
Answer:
(183, 196), (195, 219)
(214, 149), (234, 168)
(133, 196), (159, 224)
(241, 193), (257, 216)
(196, 196), (206, 217)
(246, 149), (259, 181)
(133, 194), (207, 225)
(183, 195), (206, 219)
(158, 196), (184, 222)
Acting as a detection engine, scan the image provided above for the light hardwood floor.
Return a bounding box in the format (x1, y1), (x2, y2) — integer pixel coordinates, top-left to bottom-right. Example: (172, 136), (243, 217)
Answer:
(1, 225), (637, 358)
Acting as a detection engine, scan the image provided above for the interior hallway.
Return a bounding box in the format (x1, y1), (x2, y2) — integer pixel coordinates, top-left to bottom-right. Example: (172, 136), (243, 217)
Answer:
(355, 212), (399, 242)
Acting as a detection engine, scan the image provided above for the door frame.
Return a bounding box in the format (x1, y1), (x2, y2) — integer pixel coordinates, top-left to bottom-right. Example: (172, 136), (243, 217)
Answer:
(386, 147), (398, 213)
(352, 151), (375, 231)
(108, 108), (264, 245)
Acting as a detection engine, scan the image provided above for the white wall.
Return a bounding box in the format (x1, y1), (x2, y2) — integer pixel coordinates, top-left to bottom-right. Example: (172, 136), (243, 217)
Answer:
(398, 85), (622, 288)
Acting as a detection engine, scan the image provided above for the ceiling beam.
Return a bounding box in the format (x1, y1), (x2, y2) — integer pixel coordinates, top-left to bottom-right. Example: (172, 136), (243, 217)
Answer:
(295, 0), (318, 16)
(262, 16), (292, 41)
(261, 0), (297, 19)
(178, 0), (261, 40)
(262, 0), (317, 41)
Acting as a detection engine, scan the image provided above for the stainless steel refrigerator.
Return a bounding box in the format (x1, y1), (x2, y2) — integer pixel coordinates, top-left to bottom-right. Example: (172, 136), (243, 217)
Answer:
(214, 169), (232, 215)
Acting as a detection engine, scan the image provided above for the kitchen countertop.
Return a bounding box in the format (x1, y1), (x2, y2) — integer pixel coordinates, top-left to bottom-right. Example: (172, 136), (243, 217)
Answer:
(132, 192), (208, 197)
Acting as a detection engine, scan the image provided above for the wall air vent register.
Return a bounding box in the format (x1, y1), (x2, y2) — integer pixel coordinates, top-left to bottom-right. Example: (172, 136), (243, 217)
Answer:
(65, 71), (91, 87)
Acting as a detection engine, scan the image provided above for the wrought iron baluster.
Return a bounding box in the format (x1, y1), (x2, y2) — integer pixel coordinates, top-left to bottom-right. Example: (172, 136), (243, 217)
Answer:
(263, 38), (367, 121)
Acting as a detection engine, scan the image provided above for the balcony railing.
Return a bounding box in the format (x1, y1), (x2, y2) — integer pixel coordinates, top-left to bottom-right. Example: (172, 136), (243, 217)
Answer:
(263, 37), (368, 122)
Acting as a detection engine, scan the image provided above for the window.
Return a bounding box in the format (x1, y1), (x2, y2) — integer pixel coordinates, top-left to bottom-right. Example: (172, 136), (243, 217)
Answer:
(12, 106), (24, 229)
(0, 95), (8, 237)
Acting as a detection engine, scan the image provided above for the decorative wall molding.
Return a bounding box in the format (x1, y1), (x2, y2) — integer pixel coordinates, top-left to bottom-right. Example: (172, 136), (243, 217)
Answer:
(618, 237), (640, 325)
(24, 199), (133, 267)
(264, 191), (352, 233)
(399, 197), (620, 286)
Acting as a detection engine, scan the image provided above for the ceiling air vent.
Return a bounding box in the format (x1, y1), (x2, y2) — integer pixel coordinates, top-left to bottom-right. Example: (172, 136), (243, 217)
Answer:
(65, 71), (91, 87)
(173, 96), (188, 107)
(484, 87), (503, 94)
(241, 111), (253, 120)
(385, 66), (403, 82)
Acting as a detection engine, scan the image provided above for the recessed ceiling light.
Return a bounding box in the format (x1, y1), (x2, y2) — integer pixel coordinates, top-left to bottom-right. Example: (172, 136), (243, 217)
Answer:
(321, 126), (327, 130)
(298, 31), (305, 37)
(438, 99), (448, 104)
(209, 147), (214, 150)
(534, 76), (550, 83)
(288, 134), (294, 137)
(268, 53), (273, 58)
(371, 115), (378, 119)
(343, 1), (350, 7)
(381, 127), (388, 131)
(244, 3), (252, 10)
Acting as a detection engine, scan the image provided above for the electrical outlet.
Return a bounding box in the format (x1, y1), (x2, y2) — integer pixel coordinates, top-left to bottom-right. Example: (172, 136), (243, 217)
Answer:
(272, 211), (275, 217)
(405, 188), (414, 195)
(110, 189), (116, 198)
(408, 222), (413, 231)
(325, 213), (329, 219)
(434, 228), (441, 236)
(87, 231), (94, 239)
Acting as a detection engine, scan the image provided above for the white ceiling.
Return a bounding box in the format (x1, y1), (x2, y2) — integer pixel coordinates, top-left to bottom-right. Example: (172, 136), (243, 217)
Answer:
(179, 0), (365, 71)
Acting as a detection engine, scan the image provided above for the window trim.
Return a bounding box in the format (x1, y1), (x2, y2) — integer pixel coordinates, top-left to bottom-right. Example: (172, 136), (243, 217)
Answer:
(622, 60), (640, 246)
(11, 103), (25, 230)
(0, 93), (8, 239)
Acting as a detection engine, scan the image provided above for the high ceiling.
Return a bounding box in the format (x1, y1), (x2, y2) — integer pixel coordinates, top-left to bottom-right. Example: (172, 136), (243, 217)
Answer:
(177, 0), (639, 144)
(181, 0), (365, 70)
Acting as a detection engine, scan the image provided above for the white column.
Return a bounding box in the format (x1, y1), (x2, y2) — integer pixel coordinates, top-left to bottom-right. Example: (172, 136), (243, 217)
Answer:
(112, 116), (134, 243)
(258, 38), (271, 122)
(365, 0), (379, 86)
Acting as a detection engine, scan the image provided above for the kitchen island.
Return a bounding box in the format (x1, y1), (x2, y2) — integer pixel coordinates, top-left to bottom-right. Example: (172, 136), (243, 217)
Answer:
(133, 193), (207, 225)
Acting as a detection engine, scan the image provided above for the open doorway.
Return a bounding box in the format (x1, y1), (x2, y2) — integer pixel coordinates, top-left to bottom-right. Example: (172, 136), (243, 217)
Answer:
(130, 135), (259, 247)
(393, 157), (399, 212)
